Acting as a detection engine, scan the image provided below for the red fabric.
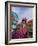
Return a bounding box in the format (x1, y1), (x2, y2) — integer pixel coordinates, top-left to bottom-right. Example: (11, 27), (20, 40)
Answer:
(12, 27), (28, 39)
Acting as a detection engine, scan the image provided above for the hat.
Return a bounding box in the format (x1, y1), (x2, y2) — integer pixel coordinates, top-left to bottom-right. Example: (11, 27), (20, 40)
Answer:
(22, 17), (27, 22)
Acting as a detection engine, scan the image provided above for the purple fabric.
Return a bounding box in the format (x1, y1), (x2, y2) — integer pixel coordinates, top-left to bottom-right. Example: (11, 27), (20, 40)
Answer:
(12, 27), (28, 39)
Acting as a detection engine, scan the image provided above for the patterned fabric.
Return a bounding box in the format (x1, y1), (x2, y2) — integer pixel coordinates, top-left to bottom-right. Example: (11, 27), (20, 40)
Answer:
(12, 27), (28, 39)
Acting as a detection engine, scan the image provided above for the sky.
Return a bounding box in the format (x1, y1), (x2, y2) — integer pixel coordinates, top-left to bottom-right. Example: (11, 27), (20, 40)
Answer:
(11, 6), (33, 23)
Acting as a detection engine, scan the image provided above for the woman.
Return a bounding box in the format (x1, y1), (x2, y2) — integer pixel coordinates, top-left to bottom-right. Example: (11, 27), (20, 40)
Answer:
(20, 18), (29, 38)
(12, 18), (29, 39)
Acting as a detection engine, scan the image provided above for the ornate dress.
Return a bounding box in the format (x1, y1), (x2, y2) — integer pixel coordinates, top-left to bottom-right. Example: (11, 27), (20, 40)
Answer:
(12, 24), (28, 39)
